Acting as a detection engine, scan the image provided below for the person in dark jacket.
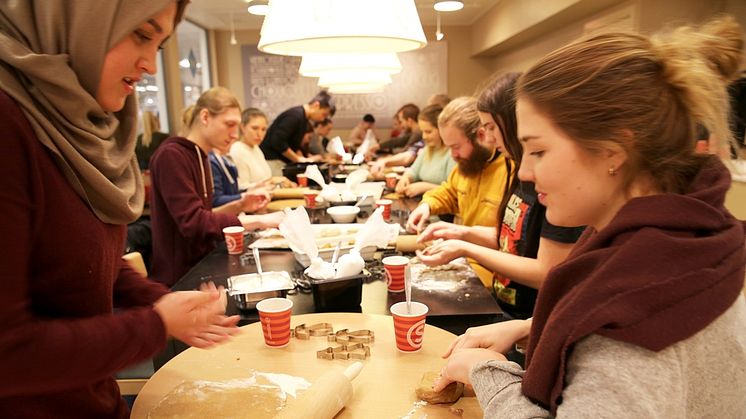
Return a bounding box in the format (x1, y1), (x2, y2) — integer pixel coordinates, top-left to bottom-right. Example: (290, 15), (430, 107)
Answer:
(260, 90), (334, 175)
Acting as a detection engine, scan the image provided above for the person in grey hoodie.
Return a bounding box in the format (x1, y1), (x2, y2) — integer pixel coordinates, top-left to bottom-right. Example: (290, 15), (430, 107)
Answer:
(434, 16), (746, 418)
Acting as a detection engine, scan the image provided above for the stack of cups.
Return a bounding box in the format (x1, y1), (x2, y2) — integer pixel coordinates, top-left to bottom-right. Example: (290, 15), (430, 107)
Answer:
(223, 226), (245, 255)
(382, 255), (409, 293)
(256, 298), (294, 348)
(390, 301), (429, 352)
(376, 199), (392, 221)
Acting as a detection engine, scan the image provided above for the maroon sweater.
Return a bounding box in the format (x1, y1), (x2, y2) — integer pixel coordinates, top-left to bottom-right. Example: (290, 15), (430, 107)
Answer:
(0, 91), (169, 417)
(149, 137), (239, 287)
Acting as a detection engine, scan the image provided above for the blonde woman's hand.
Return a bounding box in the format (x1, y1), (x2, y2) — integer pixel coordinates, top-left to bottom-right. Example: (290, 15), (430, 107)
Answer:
(240, 191), (269, 213)
(403, 181), (431, 197)
(433, 348), (506, 392)
(442, 320), (532, 359)
(395, 176), (410, 194)
(154, 286), (240, 348)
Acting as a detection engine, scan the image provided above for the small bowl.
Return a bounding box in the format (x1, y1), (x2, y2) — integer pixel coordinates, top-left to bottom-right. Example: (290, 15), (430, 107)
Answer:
(326, 205), (360, 223)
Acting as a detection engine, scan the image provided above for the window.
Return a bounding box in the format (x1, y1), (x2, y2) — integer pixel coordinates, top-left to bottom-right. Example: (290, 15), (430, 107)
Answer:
(176, 20), (211, 108)
(136, 51), (170, 132)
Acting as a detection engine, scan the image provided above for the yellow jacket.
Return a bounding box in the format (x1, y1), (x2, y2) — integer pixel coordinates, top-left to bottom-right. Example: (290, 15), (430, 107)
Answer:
(421, 151), (509, 286)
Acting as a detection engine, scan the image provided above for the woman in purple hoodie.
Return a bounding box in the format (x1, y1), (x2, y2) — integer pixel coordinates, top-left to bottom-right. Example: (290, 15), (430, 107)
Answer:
(149, 87), (283, 287)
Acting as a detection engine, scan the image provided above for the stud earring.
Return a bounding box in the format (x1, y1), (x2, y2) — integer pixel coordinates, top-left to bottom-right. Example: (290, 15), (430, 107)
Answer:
(608, 167), (617, 176)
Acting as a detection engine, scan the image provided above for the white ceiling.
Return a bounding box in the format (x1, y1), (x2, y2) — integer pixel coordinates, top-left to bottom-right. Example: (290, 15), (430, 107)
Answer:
(185, 0), (502, 31)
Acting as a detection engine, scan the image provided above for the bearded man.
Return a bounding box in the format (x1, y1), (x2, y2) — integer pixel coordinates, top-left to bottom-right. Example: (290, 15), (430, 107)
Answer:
(406, 97), (509, 286)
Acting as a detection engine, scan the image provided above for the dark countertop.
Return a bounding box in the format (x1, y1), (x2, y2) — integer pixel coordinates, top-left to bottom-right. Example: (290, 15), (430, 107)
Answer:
(156, 198), (502, 368)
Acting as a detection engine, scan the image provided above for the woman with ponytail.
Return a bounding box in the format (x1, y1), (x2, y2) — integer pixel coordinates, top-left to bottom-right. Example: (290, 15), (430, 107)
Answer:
(435, 17), (746, 417)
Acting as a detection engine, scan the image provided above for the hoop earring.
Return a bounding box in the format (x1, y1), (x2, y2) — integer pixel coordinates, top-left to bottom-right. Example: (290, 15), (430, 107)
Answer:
(608, 167), (617, 176)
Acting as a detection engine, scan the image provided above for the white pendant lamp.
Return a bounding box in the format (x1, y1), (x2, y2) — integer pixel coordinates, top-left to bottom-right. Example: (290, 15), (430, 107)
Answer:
(246, 0), (269, 16)
(258, 0), (427, 56)
(299, 53), (402, 78)
(434, 0), (464, 12)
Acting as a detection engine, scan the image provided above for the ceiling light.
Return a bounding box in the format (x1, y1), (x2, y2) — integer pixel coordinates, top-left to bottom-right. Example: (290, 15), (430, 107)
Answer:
(258, 0), (426, 56)
(435, 11), (444, 41)
(299, 53), (402, 78)
(433, 0), (464, 12)
(246, 0), (269, 16)
(229, 12), (238, 45)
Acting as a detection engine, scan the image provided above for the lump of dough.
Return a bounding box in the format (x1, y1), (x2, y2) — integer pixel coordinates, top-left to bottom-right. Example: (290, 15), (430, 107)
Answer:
(415, 371), (464, 404)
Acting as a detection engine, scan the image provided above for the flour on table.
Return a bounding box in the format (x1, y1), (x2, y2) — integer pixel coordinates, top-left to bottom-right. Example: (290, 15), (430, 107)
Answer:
(148, 372), (310, 419)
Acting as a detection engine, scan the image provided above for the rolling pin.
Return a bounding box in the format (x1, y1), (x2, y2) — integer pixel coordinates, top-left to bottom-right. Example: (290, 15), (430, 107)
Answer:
(275, 362), (364, 419)
(394, 235), (426, 253)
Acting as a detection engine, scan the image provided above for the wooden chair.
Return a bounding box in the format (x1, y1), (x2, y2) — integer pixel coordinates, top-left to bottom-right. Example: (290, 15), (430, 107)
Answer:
(117, 252), (153, 396)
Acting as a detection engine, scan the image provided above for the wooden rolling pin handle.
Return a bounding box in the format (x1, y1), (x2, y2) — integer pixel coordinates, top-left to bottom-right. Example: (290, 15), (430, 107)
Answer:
(274, 362), (364, 419)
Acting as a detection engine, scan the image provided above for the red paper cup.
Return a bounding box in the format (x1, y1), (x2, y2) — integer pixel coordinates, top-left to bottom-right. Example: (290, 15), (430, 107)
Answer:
(382, 255), (409, 293)
(296, 174), (308, 187)
(256, 298), (293, 348)
(222, 226), (245, 255)
(304, 191), (318, 208)
(390, 301), (429, 352)
(376, 199), (392, 221)
(385, 173), (398, 189)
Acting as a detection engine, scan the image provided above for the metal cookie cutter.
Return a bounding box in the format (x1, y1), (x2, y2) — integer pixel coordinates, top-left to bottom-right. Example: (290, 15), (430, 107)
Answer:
(327, 328), (375, 344)
(291, 323), (334, 340)
(316, 342), (371, 360)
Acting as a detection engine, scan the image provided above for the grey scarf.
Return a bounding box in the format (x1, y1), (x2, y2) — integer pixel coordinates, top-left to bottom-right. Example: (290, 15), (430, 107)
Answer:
(0, 0), (176, 224)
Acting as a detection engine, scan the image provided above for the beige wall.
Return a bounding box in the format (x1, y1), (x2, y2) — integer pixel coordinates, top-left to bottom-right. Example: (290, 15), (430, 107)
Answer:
(477, 0), (744, 73)
(421, 26), (493, 98)
(209, 27), (491, 109)
(473, 0), (746, 219)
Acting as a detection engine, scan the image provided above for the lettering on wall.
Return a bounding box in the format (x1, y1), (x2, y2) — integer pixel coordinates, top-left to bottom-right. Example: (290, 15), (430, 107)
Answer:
(241, 43), (447, 129)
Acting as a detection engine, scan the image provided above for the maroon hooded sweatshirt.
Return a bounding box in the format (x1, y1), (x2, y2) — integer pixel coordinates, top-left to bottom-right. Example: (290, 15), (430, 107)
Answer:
(149, 137), (240, 287)
(522, 156), (746, 414)
(0, 91), (169, 417)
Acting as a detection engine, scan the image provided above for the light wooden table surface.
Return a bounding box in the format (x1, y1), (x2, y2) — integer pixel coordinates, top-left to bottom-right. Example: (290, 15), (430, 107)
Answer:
(132, 313), (482, 418)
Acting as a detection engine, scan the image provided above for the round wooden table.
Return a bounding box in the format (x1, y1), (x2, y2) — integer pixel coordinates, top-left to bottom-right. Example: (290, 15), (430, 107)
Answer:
(132, 313), (482, 418)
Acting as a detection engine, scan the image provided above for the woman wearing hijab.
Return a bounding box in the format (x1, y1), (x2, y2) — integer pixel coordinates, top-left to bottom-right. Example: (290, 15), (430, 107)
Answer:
(0, 1), (240, 417)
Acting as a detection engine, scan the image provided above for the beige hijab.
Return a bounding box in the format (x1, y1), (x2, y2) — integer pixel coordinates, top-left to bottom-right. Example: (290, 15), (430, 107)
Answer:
(0, 0), (181, 224)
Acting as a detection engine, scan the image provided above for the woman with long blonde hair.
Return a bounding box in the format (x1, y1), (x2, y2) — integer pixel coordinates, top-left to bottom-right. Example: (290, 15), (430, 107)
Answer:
(395, 104), (456, 197)
(150, 87), (282, 287)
